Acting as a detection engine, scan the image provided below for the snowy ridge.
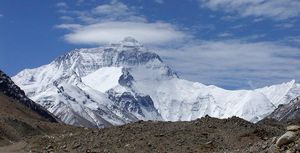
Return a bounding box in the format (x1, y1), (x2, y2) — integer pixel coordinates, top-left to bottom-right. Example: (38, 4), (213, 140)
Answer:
(12, 37), (300, 127)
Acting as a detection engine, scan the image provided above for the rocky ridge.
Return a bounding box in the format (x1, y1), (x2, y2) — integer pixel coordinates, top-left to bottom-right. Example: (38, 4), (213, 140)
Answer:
(268, 96), (300, 122)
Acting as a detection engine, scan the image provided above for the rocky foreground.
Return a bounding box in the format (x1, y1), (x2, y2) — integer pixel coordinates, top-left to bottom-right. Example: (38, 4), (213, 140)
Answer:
(263, 124), (300, 153)
(0, 115), (298, 153)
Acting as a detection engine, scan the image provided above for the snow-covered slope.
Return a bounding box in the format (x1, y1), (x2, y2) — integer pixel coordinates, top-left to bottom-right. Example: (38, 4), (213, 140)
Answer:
(256, 80), (300, 107)
(12, 37), (300, 127)
(82, 67), (123, 93)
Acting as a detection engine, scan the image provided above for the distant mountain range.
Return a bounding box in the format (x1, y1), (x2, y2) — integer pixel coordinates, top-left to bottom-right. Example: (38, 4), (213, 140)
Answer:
(12, 37), (300, 128)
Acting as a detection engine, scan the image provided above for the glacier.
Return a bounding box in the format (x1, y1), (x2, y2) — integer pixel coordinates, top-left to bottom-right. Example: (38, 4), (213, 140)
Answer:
(12, 37), (300, 127)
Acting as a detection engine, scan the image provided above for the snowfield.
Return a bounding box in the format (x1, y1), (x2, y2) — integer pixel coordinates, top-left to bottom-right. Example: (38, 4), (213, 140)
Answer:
(82, 67), (123, 93)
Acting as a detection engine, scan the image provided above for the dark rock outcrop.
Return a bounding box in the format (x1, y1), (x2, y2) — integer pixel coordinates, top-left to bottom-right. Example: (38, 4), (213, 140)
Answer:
(0, 70), (58, 122)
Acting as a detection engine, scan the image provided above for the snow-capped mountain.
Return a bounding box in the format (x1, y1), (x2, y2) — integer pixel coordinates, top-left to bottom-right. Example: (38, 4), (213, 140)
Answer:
(12, 37), (300, 127)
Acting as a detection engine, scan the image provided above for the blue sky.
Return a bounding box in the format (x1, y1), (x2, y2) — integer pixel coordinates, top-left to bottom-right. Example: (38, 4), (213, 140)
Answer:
(1, 0), (300, 89)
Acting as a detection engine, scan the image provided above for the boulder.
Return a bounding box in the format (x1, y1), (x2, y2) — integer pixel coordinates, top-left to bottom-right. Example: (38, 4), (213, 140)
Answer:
(276, 131), (297, 147)
(287, 125), (300, 132)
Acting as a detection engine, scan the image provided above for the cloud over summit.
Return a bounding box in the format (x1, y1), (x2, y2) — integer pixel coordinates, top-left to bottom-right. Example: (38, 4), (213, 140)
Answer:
(60, 21), (188, 45)
(56, 1), (188, 45)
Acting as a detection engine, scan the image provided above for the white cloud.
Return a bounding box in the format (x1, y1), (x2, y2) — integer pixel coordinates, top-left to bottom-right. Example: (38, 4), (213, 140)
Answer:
(56, 2), (68, 8)
(275, 23), (294, 28)
(155, 0), (164, 4)
(200, 0), (300, 20)
(55, 24), (82, 30)
(60, 16), (74, 22)
(155, 40), (300, 89)
(220, 15), (239, 21)
(77, 0), (85, 4)
(92, 1), (130, 16)
(283, 36), (300, 46)
(291, 37), (300, 43)
(58, 21), (188, 45)
(56, 1), (188, 45)
(70, 1), (146, 24)
(218, 32), (232, 37)
(0, 14), (3, 18)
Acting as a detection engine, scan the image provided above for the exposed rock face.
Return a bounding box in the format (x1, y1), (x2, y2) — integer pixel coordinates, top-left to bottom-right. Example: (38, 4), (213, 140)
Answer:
(268, 96), (300, 122)
(0, 70), (57, 122)
(118, 68), (134, 87)
(106, 89), (162, 120)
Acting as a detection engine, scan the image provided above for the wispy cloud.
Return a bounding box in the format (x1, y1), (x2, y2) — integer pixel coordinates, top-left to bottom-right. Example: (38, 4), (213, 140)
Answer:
(275, 23), (294, 29)
(217, 32), (232, 38)
(0, 14), (3, 18)
(67, 1), (146, 24)
(200, 0), (300, 20)
(59, 16), (74, 22)
(56, 2), (68, 8)
(92, 1), (131, 17)
(56, 1), (189, 45)
(282, 36), (300, 46)
(155, 40), (300, 89)
(155, 0), (164, 4)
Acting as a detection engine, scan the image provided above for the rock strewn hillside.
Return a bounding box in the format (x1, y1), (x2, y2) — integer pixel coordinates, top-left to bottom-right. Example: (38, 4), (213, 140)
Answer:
(17, 116), (287, 153)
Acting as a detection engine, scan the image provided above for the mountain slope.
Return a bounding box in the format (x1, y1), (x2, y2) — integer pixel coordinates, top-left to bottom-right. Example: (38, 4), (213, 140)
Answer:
(12, 37), (300, 127)
(267, 96), (300, 121)
(0, 70), (62, 146)
(0, 70), (57, 122)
